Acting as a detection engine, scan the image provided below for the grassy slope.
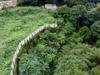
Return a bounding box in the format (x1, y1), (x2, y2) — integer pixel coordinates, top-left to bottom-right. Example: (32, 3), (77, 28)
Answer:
(0, 6), (55, 75)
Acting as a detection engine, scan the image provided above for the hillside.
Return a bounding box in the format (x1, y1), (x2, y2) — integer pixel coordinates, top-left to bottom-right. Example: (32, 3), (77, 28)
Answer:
(0, 0), (100, 75)
(0, 6), (55, 75)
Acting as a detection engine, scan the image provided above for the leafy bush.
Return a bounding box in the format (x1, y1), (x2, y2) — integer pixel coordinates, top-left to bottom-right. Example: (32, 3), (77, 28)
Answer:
(0, 7), (44, 17)
(64, 0), (85, 7)
(19, 54), (42, 75)
(0, 6), (55, 75)
(38, 30), (65, 48)
(34, 43), (57, 63)
(69, 5), (87, 26)
(47, 0), (57, 3)
(55, 5), (70, 18)
(96, 39), (100, 47)
(17, 0), (35, 5)
(62, 21), (75, 34)
(88, 5), (100, 22)
(91, 65), (100, 75)
(54, 44), (100, 75)
(67, 26), (91, 44)
(1, 1), (99, 75)
(78, 26), (91, 41)
(85, 3), (96, 10)
(91, 21), (100, 38)
(54, 55), (90, 75)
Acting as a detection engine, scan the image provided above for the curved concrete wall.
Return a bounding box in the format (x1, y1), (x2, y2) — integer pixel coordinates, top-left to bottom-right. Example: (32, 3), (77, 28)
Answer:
(10, 23), (58, 75)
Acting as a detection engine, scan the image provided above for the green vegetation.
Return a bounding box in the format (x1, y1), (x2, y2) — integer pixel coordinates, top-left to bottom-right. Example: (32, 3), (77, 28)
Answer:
(0, 6), (55, 75)
(0, 0), (100, 75)
(18, 1), (100, 75)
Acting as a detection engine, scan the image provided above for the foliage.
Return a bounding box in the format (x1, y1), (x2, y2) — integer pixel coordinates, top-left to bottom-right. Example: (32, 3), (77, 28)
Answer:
(96, 39), (100, 47)
(19, 43), (57, 75)
(88, 5), (100, 22)
(66, 26), (91, 44)
(54, 55), (90, 75)
(62, 21), (75, 34)
(17, 2), (100, 75)
(91, 65), (100, 75)
(34, 44), (57, 64)
(0, 1), (100, 75)
(17, 0), (58, 5)
(47, 0), (57, 3)
(0, 6), (55, 75)
(69, 5), (87, 27)
(17, 0), (35, 5)
(55, 5), (88, 29)
(64, 0), (85, 7)
(85, 3), (96, 10)
(19, 54), (42, 75)
(54, 5), (70, 20)
(54, 44), (100, 75)
(38, 30), (65, 48)
(91, 21), (100, 38)
(78, 26), (91, 41)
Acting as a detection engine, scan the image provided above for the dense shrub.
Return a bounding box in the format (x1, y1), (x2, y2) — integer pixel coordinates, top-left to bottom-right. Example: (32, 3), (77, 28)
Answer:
(69, 5), (87, 28)
(17, 0), (35, 5)
(19, 43), (57, 75)
(12, 1), (100, 75)
(54, 55), (90, 75)
(88, 5), (100, 22)
(85, 3), (96, 10)
(78, 26), (91, 41)
(54, 44), (100, 75)
(55, 5), (88, 29)
(91, 21), (100, 38)
(19, 54), (42, 75)
(62, 21), (75, 34)
(38, 30), (65, 48)
(17, 0), (58, 5)
(91, 65), (100, 75)
(96, 39), (100, 47)
(0, 6), (55, 75)
(55, 5), (70, 18)
(0, 7), (44, 17)
(64, 0), (85, 7)
(34, 43), (57, 63)
(47, 0), (57, 3)
(66, 26), (91, 44)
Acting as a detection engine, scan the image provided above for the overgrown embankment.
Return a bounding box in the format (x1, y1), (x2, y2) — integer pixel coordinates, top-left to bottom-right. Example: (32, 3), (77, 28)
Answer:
(0, 6), (55, 75)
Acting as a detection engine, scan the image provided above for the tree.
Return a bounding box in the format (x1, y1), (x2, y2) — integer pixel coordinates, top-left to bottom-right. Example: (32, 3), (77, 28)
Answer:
(46, 0), (57, 3)
(78, 26), (91, 41)
(88, 6), (100, 22)
(54, 44), (100, 75)
(39, 30), (66, 48)
(91, 21), (100, 38)
(19, 54), (43, 75)
(96, 39), (100, 47)
(55, 5), (70, 19)
(85, 3), (96, 10)
(62, 21), (76, 34)
(69, 5), (87, 29)
(64, 0), (85, 7)
(67, 26), (91, 44)
(91, 65), (100, 75)
(54, 55), (90, 75)
(34, 44), (57, 64)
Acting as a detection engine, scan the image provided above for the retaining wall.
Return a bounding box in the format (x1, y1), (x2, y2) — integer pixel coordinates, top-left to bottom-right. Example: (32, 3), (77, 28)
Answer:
(10, 23), (58, 75)
(0, 0), (17, 10)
